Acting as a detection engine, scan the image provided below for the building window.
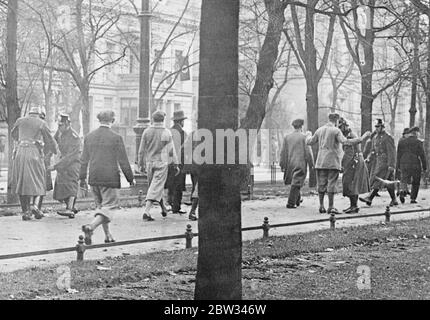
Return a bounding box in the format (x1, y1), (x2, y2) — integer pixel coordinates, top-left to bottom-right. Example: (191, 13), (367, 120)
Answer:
(154, 49), (163, 73)
(120, 98), (138, 126)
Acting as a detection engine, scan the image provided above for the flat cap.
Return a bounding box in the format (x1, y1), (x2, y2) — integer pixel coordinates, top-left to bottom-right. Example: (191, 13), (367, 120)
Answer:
(374, 118), (385, 127)
(328, 113), (340, 121)
(97, 110), (115, 122)
(59, 113), (71, 123)
(152, 110), (166, 123)
(291, 119), (304, 128)
(409, 126), (420, 133)
(402, 127), (410, 135)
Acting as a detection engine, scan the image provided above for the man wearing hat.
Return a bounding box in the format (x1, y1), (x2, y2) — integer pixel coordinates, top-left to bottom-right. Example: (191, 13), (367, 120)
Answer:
(306, 113), (370, 214)
(396, 126), (427, 204)
(280, 119), (314, 208)
(11, 106), (57, 220)
(80, 111), (135, 244)
(48, 113), (82, 218)
(166, 109), (188, 215)
(359, 119), (398, 207)
(138, 110), (179, 221)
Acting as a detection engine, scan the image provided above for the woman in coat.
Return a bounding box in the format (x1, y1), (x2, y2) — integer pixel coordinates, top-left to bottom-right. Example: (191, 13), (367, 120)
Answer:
(339, 118), (370, 213)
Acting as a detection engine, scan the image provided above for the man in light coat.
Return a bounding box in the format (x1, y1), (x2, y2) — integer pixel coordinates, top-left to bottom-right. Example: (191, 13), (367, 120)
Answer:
(280, 119), (314, 208)
(306, 113), (370, 214)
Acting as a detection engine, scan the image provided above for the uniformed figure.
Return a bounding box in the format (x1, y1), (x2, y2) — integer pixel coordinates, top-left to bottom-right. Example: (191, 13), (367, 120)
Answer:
(359, 119), (398, 207)
(338, 118), (370, 214)
(183, 129), (200, 221)
(395, 128), (411, 196)
(38, 110), (57, 211)
(280, 119), (314, 208)
(306, 113), (370, 214)
(166, 110), (188, 214)
(49, 114), (82, 218)
(11, 106), (57, 221)
(396, 126), (427, 204)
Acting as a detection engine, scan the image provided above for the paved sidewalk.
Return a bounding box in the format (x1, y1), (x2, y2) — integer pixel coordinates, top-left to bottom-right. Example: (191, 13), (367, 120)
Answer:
(1, 188), (429, 272)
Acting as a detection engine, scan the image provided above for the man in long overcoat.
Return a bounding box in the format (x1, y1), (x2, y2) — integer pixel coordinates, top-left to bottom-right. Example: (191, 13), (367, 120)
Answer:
(280, 119), (314, 208)
(50, 114), (82, 218)
(138, 110), (179, 221)
(166, 110), (188, 214)
(338, 118), (370, 214)
(11, 106), (57, 221)
(306, 113), (370, 214)
(396, 126), (427, 204)
(80, 111), (135, 245)
(359, 119), (398, 207)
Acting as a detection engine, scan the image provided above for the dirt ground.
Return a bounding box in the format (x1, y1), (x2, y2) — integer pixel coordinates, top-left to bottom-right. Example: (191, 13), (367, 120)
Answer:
(2, 217), (430, 300)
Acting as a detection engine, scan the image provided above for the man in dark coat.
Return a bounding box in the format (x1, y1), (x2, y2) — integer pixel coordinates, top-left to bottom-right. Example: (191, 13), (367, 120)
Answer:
(280, 119), (314, 208)
(49, 114), (82, 218)
(11, 106), (57, 221)
(338, 118), (370, 214)
(80, 111), (134, 245)
(166, 110), (188, 214)
(397, 126), (427, 204)
(360, 119), (398, 207)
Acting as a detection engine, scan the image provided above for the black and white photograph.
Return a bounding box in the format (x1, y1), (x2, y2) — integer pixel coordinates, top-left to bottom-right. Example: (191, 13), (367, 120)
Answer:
(1, 0), (430, 309)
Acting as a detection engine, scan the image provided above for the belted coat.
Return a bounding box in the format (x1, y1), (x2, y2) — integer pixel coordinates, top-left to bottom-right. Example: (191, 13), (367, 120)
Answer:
(367, 131), (396, 188)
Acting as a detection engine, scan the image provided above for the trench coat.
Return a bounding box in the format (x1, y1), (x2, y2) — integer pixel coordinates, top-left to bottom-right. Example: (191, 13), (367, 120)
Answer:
(342, 132), (370, 197)
(280, 131), (314, 187)
(165, 123), (187, 191)
(53, 128), (82, 201)
(367, 131), (396, 188)
(11, 114), (57, 196)
(396, 135), (427, 174)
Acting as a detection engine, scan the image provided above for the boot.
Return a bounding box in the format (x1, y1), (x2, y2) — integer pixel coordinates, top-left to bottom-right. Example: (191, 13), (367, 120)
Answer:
(143, 200), (155, 221)
(287, 186), (299, 209)
(388, 187), (398, 206)
(345, 195), (359, 214)
(58, 197), (77, 218)
(327, 192), (339, 214)
(359, 189), (378, 206)
(31, 196), (44, 219)
(189, 198), (198, 221)
(160, 199), (168, 217)
(318, 192), (326, 213)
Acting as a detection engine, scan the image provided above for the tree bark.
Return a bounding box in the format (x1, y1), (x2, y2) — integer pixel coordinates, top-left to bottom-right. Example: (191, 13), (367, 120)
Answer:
(6, 0), (19, 204)
(194, 0), (241, 300)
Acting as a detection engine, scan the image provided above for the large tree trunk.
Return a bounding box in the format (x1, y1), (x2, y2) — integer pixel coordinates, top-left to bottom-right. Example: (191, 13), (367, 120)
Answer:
(81, 86), (91, 136)
(6, 0), (19, 204)
(360, 72), (374, 134)
(306, 79), (318, 188)
(194, 0), (241, 300)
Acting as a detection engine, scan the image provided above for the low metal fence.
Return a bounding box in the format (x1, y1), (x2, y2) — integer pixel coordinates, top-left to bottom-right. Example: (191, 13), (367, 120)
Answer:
(0, 206), (429, 263)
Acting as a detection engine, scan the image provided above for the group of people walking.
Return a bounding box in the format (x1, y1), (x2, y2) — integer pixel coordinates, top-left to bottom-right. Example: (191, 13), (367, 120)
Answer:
(10, 107), (197, 245)
(280, 113), (427, 214)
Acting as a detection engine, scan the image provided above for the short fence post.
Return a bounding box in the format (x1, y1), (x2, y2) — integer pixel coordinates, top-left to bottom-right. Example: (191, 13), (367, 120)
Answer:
(185, 224), (193, 249)
(385, 206), (391, 223)
(329, 213), (336, 230)
(76, 235), (86, 261)
(138, 190), (144, 207)
(262, 217), (270, 238)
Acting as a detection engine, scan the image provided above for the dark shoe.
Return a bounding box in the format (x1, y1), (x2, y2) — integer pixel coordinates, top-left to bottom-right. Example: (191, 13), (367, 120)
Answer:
(399, 193), (405, 204)
(31, 205), (44, 220)
(189, 213), (197, 221)
(343, 206), (352, 213)
(57, 209), (75, 218)
(296, 198), (303, 207)
(161, 209), (168, 217)
(173, 210), (187, 215)
(286, 204), (297, 209)
(411, 199), (417, 204)
(359, 197), (372, 206)
(319, 206), (327, 214)
(81, 225), (93, 245)
(328, 207), (340, 214)
(104, 238), (116, 243)
(142, 213), (155, 221)
(344, 206), (359, 214)
(72, 208), (79, 214)
(389, 200), (399, 207)
(22, 212), (32, 221)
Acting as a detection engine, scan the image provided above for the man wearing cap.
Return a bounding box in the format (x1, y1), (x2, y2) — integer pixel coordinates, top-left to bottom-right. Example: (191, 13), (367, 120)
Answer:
(80, 111), (135, 245)
(138, 110), (179, 221)
(165, 110), (188, 214)
(48, 113), (82, 218)
(11, 106), (57, 220)
(396, 126), (427, 204)
(359, 119), (398, 207)
(280, 119), (314, 208)
(306, 113), (370, 214)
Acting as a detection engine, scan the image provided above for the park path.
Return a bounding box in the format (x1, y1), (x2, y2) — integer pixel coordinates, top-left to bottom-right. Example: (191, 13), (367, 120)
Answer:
(0, 188), (429, 272)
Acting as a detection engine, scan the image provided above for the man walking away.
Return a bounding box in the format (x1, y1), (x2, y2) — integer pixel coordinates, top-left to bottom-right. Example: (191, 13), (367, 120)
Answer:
(397, 126), (427, 204)
(166, 110), (188, 214)
(11, 106), (57, 221)
(280, 119), (314, 209)
(306, 113), (370, 214)
(359, 119), (398, 207)
(80, 111), (135, 245)
(50, 114), (82, 218)
(138, 110), (179, 221)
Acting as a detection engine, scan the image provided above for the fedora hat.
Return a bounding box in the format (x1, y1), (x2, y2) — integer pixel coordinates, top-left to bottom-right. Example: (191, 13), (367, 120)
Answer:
(58, 113), (71, 123)
(172, 110), (187, 121)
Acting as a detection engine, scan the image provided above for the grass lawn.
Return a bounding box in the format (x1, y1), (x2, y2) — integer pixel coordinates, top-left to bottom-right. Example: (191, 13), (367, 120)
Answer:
(1, 217), (430, 300)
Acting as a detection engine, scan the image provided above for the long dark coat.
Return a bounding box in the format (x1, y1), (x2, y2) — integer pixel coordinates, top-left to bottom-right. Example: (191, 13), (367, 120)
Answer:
(53, 128), (82, 201)
(165, 123), (187, 190)
(342, 132), (370, 196)
(280, 131), (314, 187)
(397, 135), (427, 173)
(80, 126), (134, 188)
(368, 131), (396, 188)
(11, 114), (57, 195)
